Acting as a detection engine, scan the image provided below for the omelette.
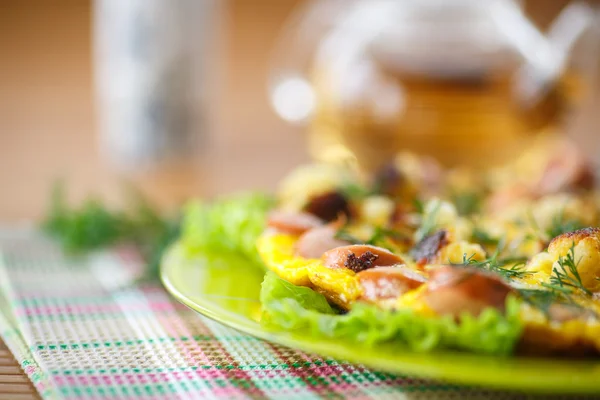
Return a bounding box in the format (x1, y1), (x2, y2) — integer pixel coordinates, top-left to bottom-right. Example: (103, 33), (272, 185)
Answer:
(257, 138), (600, 356)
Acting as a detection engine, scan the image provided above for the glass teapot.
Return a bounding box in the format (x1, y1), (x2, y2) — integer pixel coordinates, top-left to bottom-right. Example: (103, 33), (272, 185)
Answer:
(268, 0), (599, 171)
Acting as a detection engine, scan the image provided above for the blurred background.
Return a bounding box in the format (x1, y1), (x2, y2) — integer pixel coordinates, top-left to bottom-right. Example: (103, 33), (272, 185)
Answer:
(1, 0), (599, 222)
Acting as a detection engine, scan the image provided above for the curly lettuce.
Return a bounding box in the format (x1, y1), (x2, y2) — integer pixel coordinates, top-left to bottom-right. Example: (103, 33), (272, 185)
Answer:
(180, 193), (274, 265)
(261, 273), (523, 355)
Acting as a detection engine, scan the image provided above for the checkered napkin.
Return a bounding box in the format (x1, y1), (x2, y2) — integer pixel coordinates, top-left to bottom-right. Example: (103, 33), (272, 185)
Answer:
(0, 228), (586, 399)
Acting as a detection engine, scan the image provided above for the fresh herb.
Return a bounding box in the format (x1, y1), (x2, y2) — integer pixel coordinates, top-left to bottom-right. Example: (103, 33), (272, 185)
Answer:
(463, 253), (582, 315)
(450, 191), (482, 216)
(43, 182), (124, 251)
(42, 182), (179, 279)
(457, 250), (529, 281)
(546, 243), (592, 296)
(415, 200), (441, 242)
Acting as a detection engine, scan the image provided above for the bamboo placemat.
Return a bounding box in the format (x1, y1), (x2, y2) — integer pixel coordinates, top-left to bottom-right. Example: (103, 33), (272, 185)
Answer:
(0, 339), (39, 400)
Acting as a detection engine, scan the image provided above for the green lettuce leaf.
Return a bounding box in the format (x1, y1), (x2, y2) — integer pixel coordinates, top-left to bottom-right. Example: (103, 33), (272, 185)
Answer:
(260, 273), (523, 355)
(261, 272), (335, 315)
(180, 193), (274, 265)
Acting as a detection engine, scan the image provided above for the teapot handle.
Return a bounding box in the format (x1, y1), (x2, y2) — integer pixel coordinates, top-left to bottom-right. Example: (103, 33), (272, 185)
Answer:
(514, 2), (598, 108)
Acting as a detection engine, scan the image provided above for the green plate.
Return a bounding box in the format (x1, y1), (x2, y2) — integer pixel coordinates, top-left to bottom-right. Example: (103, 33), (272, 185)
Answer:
(161, 243), (600, 394)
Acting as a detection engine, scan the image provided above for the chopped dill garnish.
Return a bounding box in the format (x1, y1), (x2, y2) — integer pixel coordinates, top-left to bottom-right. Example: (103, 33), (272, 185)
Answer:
(457, 247), (529, 281)
(547, 243), (592, 296)
(42, 181), (180, 279)
(415, 200), (441, 242)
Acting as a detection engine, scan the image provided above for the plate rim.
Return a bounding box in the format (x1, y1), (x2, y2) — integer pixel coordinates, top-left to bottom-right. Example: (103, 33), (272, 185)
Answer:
(161, 244), (600, 394)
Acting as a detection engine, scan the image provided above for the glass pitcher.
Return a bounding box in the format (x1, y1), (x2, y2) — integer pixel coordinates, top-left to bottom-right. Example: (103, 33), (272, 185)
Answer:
(268, 0), (600, 172)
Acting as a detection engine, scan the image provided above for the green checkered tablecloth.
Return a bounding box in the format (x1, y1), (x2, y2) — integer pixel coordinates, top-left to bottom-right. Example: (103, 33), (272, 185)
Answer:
(0, 228), (592, 399)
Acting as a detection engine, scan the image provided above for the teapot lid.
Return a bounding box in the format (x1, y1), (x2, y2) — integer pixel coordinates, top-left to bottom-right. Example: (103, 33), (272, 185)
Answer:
(369, 0), (519, 77)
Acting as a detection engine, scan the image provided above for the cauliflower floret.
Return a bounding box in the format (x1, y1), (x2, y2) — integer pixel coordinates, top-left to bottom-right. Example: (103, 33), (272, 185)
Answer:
(547, 228), (600, 293)
(433, 241), (486, 265)
(526, 251), (554, 276)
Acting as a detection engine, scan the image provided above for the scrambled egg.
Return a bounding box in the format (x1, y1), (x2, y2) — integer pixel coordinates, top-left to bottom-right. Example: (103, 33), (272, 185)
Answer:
(257, 233), (362, 308)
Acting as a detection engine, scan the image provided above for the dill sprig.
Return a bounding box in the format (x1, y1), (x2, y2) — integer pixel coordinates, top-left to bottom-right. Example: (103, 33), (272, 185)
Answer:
(457, 234), (530, 281)
(545, 243), (592, 296)
(42, 181), (180, 279)
(457, 235), (530, 281)
(458, 252), (530, 281)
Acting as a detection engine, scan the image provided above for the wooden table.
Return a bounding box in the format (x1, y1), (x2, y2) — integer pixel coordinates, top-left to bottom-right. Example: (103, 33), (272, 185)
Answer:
(0, 340), (39, 400)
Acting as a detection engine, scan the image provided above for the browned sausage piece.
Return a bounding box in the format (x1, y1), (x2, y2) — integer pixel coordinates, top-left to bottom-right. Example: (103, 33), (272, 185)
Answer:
(267, 210), (324, 235)
(295, 226), (351, 259)
(304, 192), (350, 222)
(358, 266), (426, 302)
(322, 245), (404, 273)
(423, 266), (513, 317)
(409, 230), (448, 265)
